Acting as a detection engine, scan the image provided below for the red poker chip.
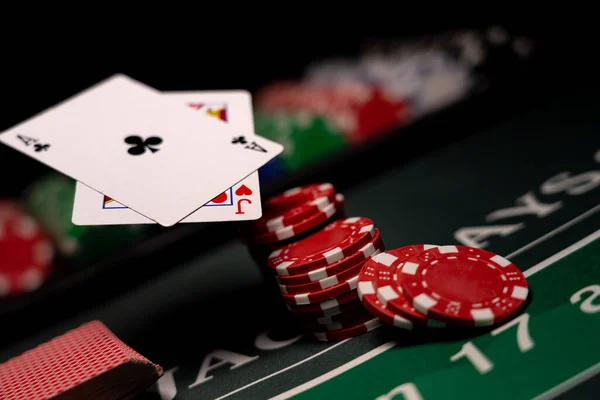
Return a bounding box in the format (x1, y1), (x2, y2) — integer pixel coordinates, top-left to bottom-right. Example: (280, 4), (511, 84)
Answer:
(278, 256), (368, 295)
(286, 289), (359, 314)
(286, 290), (360, 318)
(373, 246), (446, 328)
(246, 202), (338, 245)
(281, 274), (359, 305)
(241, 193), (335, 235)
(276, 229), (384, 286)
(267, 217), (376, 276)
(0, 203), (54, 297)
(398, 245), (529, 327)
(311, 317), (382, 342)
(263, 183), (335, 213)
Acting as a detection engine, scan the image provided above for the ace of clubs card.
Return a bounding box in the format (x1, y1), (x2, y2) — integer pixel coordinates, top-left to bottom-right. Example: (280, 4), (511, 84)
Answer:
(71, 91), (264, 225)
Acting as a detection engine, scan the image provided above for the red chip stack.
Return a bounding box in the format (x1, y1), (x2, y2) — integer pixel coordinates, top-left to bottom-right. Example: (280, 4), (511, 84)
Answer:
(240, 183), (531, 342)
(238, 183), (345, 269)
(238, 183), (386, 341)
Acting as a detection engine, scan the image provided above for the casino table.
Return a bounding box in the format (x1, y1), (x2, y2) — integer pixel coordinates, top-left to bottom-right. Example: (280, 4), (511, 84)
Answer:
(1, 77), (599, 399)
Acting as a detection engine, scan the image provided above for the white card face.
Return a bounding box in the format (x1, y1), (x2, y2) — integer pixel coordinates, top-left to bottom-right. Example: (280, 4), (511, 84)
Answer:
(0, 75), (283, 227)
(71, 91), (264, 225)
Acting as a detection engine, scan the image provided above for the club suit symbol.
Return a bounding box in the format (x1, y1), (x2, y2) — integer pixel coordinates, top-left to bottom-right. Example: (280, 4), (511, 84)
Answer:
(34, 143), (50, 152)
(231, 136), (247, 145)
(125, 135), (163, 156)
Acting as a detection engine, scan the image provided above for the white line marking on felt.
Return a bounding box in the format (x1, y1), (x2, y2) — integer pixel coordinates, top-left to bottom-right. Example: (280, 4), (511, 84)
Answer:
(506, 204), (600, 260)
(523, 228), (600, 278)
(532, 361), (600, 400)
(214, 339), (349, 400)
(268, 341), (398, 400)
(265, 228), (600, 400)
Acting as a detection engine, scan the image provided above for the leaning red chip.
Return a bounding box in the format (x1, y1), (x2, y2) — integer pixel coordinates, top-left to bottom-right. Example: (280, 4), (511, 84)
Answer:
(267, 217), (376, 276)
(398, 245), (529, 326)
(276, 229), (384, 286)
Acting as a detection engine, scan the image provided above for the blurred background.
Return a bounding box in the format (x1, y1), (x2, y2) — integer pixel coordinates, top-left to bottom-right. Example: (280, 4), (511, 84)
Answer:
(0, 21), (593, 346)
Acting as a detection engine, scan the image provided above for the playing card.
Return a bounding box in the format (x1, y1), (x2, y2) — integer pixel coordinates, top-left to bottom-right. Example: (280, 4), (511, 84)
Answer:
(0, 74), (283, 227)
(0, 320), (163, 400)
(71, 91), (263, 225)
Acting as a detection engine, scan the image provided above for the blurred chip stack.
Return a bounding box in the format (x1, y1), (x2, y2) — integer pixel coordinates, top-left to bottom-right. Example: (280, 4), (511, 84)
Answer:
(0, 199), (56, 298)
(255, 81), (411, 145)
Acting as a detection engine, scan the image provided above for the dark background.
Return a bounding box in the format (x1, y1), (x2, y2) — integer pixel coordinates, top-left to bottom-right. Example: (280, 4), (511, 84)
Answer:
(0, 19), (595, 345)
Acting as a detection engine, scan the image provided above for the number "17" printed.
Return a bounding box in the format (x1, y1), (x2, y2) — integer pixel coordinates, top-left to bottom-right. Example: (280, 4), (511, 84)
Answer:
(17, 134), (50, 152)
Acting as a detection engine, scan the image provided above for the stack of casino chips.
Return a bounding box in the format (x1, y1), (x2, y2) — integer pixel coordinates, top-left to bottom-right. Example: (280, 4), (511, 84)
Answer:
(238, 183), (346, 270)
(240, 183), (531, 341)
(357, 245), (530, 330)
(238, 183), (387, 341)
